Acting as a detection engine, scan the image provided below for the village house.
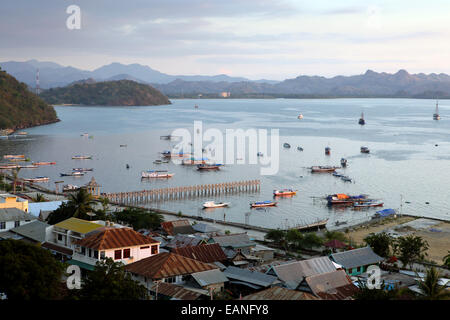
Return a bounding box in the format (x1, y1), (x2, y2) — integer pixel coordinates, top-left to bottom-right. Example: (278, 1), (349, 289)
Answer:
(124, 252), (218, 291)
(329, 246), (384, 276)
(296, 269), (360, 300)
(0, 193), (28, 212)
(208, 233), (256, 255)
(0, 207), (36, 232)
(161, 219), (195, 236)
(189, 269), (229, 294)
(165, 234), (208, 250)
(223, 266), (280, 297)
(7, 220), (50, 244)
(171, 243), (228, 267)
(70, 227), (160, 270)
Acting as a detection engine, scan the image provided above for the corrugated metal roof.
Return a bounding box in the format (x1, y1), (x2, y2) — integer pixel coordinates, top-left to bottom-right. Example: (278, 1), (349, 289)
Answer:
(10, 220), (49, 242)
(161, 219), (195, 235)
(223, 266), (278, 287)
(0, 208), (36, 222)
(330, 246), (384, 269)
(166, 234), (204, 249)
(125, 252), (217, 279)
(74, 227), (159, 250)
(191, 269), (229, 286)
(242, 287), (321, 300)
(211, 233), (255, 248)
(269, 256), (337, 289)
(192, 223), (220, 233)
(172, 243), (227, 263)
(149, 282), (203, 300)
(54, 217), (103, 234)
(304, 269), (359, 300)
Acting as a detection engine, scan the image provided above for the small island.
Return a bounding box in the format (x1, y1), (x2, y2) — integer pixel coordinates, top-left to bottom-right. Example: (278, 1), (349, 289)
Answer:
(39, 80), (171, 106)
(0, 68), (59, 131)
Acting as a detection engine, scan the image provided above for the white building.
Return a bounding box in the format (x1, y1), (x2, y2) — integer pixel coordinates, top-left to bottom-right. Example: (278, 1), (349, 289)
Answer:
(0, 208), (36, 232)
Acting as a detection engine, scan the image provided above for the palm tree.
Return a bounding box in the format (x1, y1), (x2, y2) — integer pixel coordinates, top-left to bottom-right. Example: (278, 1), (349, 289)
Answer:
(416, 267), (450, 300)
(68, 188), (97, 219)
(12, 167), (21, 194)
(443, 251), (450, 268)
(33, 193), (46, 202)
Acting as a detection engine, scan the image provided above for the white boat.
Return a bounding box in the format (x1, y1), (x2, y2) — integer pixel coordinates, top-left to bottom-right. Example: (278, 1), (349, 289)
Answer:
(202, 201), (230, 208)
(63, 184), (80, 192)
(60, 171), (84, 177)
(141, 171), (174, 178)
(72, 155), (92, 160)
(297, 114), (303, 119)
(23, 176), (49, 182)
(433, 100), (441, 120)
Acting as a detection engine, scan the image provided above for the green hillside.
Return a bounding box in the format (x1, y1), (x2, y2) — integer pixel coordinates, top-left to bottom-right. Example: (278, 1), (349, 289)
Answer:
(40, 80), (171, 106)
(0, 68), (58, 130)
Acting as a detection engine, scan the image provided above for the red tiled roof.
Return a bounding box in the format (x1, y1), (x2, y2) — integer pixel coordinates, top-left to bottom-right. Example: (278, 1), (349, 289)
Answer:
(124, 252), (217, 279)
(74, 227), (159, 250)
(172, 243), (227, 263)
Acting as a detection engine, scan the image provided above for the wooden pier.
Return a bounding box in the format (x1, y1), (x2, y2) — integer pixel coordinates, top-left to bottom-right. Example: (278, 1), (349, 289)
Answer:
(103, 180), (261, 205)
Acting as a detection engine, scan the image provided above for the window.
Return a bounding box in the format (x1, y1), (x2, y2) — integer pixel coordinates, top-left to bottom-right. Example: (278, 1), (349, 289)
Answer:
(114, 250), (122, 260)
(356, 267), (360, 272)
(165, 277), (176, 284)
(100, 251), (105, 259)
(15, 221), (20, 227)
(348, 268), (353, 274)
(0, 222), (5, 229)
(88, 249), (92, 257)
(140, 246), (150, 250)
(57, 234), (63, 241)
(94, 250), (98, 259)
(81, 247), (86, 255)
(151, 246), (158, 255)
(123, 248), (131, 259)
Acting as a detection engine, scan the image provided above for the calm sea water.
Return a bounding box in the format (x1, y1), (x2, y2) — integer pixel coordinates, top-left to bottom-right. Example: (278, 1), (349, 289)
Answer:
(2, 98), (450, 229)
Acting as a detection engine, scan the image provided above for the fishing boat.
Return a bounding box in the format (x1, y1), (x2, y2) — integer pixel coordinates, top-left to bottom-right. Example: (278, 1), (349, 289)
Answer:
(161, 151), (189, 159)
(327, 194), (369, 206)
(23, 176), (49, 183)
(33, 162), (56, 166)
(63, 184), (80, 192)
(197, 164), (221, 170)
(250, 201), (277, 208)
(72, 168), (93, 172)
(273, 189), (297, 196)
(341, 176), (352, 182)
(16, 131), (28, 136)
(297, 114), (303, 119)
(72, 155), (92, 160)
(433, 100), (441, 120)
(360, 146), (370, 153)
(202, 201), (230, 208)
(332, 172), (344, 177)
(18, 165), (38, 169)
(297, 146), (304, 151)
(353, 200), (384, 208)
(141, 171), (174, 178)
(0, 164), (20, 170)
(4, 155), (25, 159)
(283, 143), (291, 148)
(325, 146), (331, 155)
(311, 166), (338, 173)
(340, 158), (347, 167)
(182, 157), (208, 165)
(60, 171), (85, 177)
(294, 219), (329, 232)
(359, 112), (365, 125)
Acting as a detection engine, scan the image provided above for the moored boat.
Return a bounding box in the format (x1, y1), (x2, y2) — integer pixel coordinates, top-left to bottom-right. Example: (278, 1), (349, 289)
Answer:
(257, 152), (264, 157)
(141, 171), (174, 178)
(340, 158), (347, 167)
(72, 168), (93, 172)
(23, 176), (49, 182)
(297, 146), (304, 151)
(283, 143), (291, 148)
(273, 189), (297, 196)
(4, 155), (25, 159)
(294, 219), (329, 232)
(202, 201), (230, 208)
(18, 165), (38, 169)
(433, 100), (440, 120)
(197, 164), (220, 170)
(353, 200), (384, 208)
(60, 171), (85, 177)
(161, 151), (189, 159)
(250, 201), (277, 208)
(182, 157), (208, 165)
(359, 112), (365, 125)
(360, 146), (370, 153)
(297, 114), (303, 119)
(63, 184), (80, 192)
(311, 166), (338, 173)
(0, 164), (20, 169)
(33, 161), (56, 166)
(327, 194), (369, 206)
(325, 146), (331, 155)
(72, 155), (92, 160)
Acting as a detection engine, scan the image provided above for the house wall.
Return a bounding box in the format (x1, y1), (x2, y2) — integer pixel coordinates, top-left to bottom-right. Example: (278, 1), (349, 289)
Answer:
(345, 264), (376, 276)
(0, 219), (33, 232)
(0, 196), (28, 212)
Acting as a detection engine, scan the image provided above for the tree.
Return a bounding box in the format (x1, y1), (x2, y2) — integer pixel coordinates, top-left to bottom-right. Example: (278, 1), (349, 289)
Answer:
(301, 233), (323, 249)
(111, 207), (163, 230)
(364, 232), (393, 258)
(47, 202), (77, 224)
(394, 235), (429, 268)
(416, 267), (450, 300)
(324, 230), (348, 243)
(0, 240), (65, 300)
(286, 229), (304, 250)
(443, 251), (450, 268)
(33, 193), (47, 202)
(73, 258), (148, 300)
(68, 188), (96, 219)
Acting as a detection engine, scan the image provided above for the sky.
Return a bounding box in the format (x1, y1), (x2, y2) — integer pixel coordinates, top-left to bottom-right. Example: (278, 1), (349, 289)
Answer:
(1, 0), (450, 80)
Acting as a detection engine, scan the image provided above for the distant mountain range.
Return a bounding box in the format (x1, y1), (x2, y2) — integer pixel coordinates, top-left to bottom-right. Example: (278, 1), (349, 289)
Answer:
(2, 60), (450, 98)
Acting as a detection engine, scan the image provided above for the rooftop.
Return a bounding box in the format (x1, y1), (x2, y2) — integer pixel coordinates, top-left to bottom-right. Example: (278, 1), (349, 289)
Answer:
(10, 220), (49, 243)
(172, 243), (227, 263)
(0, 208), (36, 222)
(125, 252), (217, 279)
(303, 269), (359, 300)
(242, 287), (321, 300)
(54, 217), (103, 234)
(223, 266), (279, 288)
(191, 269), (229, 287)
(210, 233), (255, 248)
(149, 282), (203, 300)
(74, 227), (159, 250)
(330, 246), (384, 269)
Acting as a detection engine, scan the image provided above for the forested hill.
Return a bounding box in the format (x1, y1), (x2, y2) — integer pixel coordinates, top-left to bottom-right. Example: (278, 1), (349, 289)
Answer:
(40, 80), (171, 106)
(0, 68), (58, 131)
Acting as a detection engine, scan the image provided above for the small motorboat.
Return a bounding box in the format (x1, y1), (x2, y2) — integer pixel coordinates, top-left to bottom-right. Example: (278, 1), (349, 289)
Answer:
(325, 147), (331, 155)
(311, 166), (338, 173)
(297, 146), (304, 151)
(120, 144), (127, 147)
(197, 164), (221, 171)
(360, 146), (370, 153)
(72, 155), (92, 160)
(297, 114), (303, 119)
(72, 168), (93, 172)
(18, 165), (38, 169)
(0, 164), (20, 170)
(283, 143), (291, 148)
(250, 201), (277, 208)
(60, 171), (84, 177)
(33, 162), (56, 166)
(341, 176), (352, 182)
(63, 184), (80, 192)
(332, 172), (344, 177)
(340, 158), (347, 167)
(202, 201), (230, 208)
(3, 155), (25, 159)
(23, 176), (49, 183)
(273, 189), (297, 196)
(353, 200), (384, 208)
(141, 171), (174, 178)
(359, 112), (365, 125)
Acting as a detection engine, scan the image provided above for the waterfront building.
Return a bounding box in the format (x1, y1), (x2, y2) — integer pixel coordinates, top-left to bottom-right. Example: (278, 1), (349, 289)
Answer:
(329, 246), (384, 276)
